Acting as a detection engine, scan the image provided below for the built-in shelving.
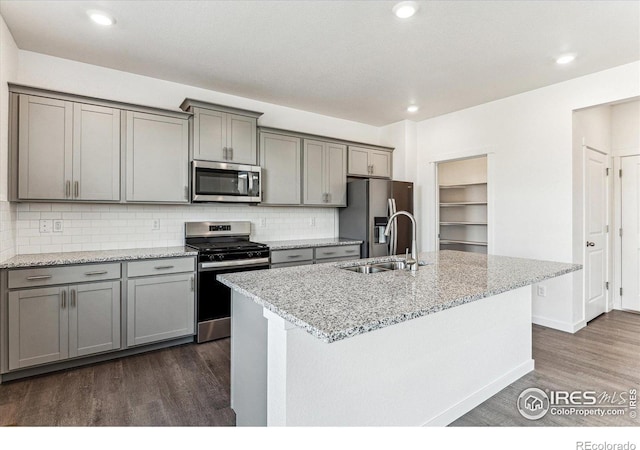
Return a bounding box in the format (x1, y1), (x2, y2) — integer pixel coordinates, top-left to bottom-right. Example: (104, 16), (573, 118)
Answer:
(440, 239), (488, 246)
(437, 157), (488, 254)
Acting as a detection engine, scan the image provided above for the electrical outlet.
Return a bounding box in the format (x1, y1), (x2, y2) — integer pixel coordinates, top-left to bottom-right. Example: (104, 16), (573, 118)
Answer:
(537, 285), (547, 297)
(39, 219), (52, 233)
(260, 218), (267, 227)
(53, 220), (63, 232)
(152, 219), (160, 231)
(310, 217), (316, 227)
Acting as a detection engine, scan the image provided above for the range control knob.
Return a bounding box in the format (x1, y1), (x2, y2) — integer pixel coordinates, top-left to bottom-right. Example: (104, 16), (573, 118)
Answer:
(217, 254), (224, 260)
(248, 252), (254, 258)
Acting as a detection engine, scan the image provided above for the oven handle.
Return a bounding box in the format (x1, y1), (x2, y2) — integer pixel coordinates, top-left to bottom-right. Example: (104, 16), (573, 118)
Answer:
(199, 257), (270, 270)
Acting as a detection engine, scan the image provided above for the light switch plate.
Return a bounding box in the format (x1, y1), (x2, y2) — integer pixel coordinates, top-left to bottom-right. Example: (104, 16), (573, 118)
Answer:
(53, 220), (63, 232)
(152, 219), (160, 231)
(537, 285), (547, 297)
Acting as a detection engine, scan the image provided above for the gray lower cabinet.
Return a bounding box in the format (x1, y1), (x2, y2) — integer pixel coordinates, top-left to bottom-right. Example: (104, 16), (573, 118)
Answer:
(270, 245), (360, 269)
(259, 132), (301, 205)
(348, 145), (392, 178)
(7, 281), (121, 371)
(125, 111), (189, 203)
(16, 95), (121, 201)
(303, 140), (347, 206)
(127, 273), (195, 347)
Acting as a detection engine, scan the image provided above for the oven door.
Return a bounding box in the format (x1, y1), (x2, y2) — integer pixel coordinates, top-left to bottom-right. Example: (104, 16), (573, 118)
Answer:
(197, 259), (269, 342)
(192, 160), (261, 202)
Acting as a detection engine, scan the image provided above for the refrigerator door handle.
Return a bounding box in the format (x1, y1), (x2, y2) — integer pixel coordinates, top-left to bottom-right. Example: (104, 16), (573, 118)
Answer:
(388, 198), (398, 256)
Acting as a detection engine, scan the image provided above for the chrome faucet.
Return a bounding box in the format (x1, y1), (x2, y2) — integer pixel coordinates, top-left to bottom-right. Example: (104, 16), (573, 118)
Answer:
(384, 210), (418, 272)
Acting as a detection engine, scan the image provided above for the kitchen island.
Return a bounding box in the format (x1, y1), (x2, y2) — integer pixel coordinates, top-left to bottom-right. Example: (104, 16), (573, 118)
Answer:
(217, 250), (581, 426)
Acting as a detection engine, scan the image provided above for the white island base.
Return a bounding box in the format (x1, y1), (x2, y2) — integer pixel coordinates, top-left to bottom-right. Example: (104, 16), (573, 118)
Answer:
(230, 285), (534, 426)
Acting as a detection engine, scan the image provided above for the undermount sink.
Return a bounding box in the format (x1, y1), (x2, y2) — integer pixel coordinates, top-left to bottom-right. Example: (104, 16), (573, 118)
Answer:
(342, 260), (408, 274)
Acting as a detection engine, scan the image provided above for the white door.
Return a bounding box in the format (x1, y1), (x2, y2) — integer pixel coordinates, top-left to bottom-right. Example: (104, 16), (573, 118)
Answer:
(621, 155), (640, 311)
(585, 148), (608, 321)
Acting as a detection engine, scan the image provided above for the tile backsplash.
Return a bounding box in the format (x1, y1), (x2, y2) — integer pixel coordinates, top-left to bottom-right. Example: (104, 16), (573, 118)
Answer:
(13, 202), (338, 255)
(0, 201), (16, 260)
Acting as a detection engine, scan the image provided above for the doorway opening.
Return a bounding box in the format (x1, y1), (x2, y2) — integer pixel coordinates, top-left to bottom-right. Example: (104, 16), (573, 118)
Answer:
(436, 155), (488, 254)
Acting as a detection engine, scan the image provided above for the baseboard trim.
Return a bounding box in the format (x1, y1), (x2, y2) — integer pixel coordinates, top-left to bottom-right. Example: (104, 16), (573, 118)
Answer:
(423, 359), (535, 426)
(532, 315), (585, 333)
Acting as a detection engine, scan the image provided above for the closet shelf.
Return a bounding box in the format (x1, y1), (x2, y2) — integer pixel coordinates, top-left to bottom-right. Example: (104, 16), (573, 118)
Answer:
(439, 202), (487, 206)
(440, 239), (488, 246)
(439, 182), (487, 189)
(440, 222), (487, 226)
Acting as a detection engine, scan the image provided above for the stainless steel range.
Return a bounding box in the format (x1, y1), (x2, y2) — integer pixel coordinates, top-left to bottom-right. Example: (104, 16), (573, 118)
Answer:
(185, 221), (270, 342)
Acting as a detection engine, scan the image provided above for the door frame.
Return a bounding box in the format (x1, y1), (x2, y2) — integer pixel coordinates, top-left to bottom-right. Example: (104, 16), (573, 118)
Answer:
(429, 149), (495, 253)
(582, 145), (612, 320)
(612, 152), (640, 311)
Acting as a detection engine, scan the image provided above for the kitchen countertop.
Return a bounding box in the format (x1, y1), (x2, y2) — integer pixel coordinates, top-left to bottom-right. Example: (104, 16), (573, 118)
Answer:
(0, 246), (198, 269)
(259, 237), (362, 250)
(218, 250), (582, 343)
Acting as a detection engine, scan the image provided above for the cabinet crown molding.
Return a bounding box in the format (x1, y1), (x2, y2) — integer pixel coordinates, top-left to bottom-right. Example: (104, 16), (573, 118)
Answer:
(180, 98), (264, 119)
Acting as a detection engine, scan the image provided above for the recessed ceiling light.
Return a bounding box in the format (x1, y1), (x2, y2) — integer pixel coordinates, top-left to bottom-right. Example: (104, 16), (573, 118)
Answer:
(407, 105), (419, 113)
(88, 10), (115, 26)
(393, 1), (419, 19)
(556, 54), (576, 65)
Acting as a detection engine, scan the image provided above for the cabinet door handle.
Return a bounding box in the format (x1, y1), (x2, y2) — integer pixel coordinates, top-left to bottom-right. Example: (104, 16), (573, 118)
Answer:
(190, 276), (195, 291)
(61, 290), (66, 309)
(229, 147), (233, 160)
(84, 270), (108, 276)
(184, 186), (189, 200)
(154, 265), (175, 270)
(71, 289), (76, 308)
(74, 181), (79, 198)
(26, 275), (52, 281)
(327, 193), (331, 203)
(223, 147), (228, 159)
(65, 180), (71, 198)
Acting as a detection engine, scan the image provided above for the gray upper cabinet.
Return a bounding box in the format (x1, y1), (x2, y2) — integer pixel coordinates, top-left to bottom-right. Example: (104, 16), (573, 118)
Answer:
(348, 145), (392, 178)
(181, 99), (263, 165)
(18, 95), (73, 200)
(73, 103), (120, 201)
(17, 95), (120, 201)
(303, 139), (347, 206)
(259, 132), (301, 205)
(125, 111), (189, 203)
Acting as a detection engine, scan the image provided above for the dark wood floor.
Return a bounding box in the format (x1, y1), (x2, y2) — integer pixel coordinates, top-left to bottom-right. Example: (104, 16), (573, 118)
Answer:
(0, 339), (235, 426)
(453, 310), (640, 426)
(0, 310), (638, 426)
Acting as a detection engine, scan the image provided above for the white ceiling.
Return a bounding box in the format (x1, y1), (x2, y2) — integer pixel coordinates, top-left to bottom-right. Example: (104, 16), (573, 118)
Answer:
(1, 0), (638, 126)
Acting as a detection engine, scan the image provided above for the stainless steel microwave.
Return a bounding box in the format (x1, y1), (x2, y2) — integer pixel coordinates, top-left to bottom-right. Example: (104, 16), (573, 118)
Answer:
(192, 160), (261, 203)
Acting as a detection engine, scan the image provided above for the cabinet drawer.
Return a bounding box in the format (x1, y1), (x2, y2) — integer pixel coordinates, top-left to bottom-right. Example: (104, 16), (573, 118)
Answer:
(271, 260), (315, 269)
(270, 248), (314, 265)
(8, 263), (121, 289)
(127, 257), (195, 278)
(315, 245), (360, 260)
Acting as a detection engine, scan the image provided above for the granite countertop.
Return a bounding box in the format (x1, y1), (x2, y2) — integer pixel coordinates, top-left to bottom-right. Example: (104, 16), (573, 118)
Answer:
(0, 247), (198, 269)
(259, 237), (363, 250)
(218, 250), (582, 343)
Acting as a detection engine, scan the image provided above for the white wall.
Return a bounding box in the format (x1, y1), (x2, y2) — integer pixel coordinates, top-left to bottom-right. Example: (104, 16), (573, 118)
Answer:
(0, 14), (18, 261)
(611, 100), (640, 155)
(0, 49), (388, 255)
(413, 61), (640, 332)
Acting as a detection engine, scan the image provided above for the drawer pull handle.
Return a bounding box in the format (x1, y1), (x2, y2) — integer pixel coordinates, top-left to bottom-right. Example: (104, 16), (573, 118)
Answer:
(345, 250), (357, 253)
(84, 270), (108, 276)
(26, 275), (52, 281)
(287, 255), (301, 258)
(322, 252), (336, 255)
(154, 265), (175, 270)
(61, 290), (66, 309)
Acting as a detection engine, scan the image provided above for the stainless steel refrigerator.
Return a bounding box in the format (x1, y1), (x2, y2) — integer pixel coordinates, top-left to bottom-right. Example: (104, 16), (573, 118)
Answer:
(339, 179), (414, 258)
